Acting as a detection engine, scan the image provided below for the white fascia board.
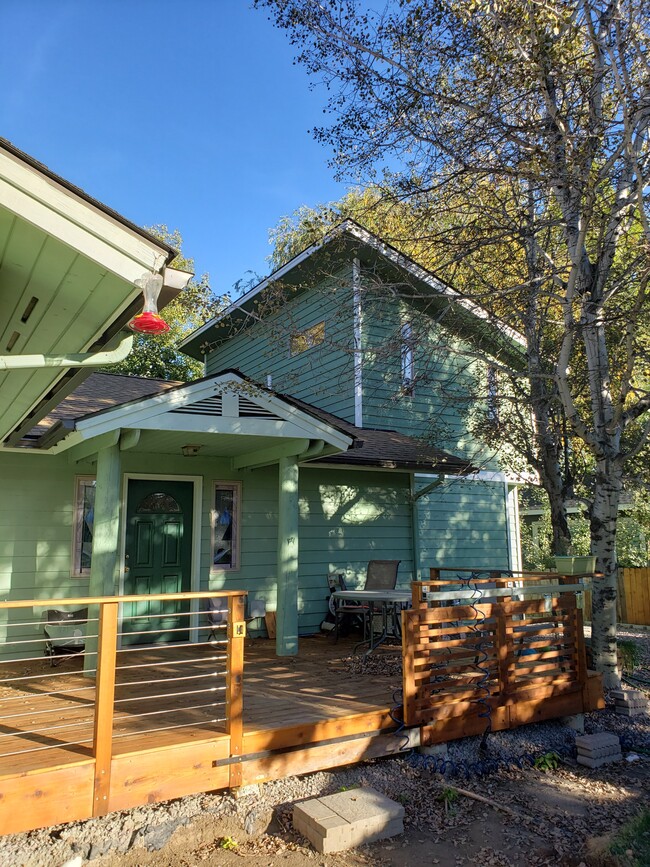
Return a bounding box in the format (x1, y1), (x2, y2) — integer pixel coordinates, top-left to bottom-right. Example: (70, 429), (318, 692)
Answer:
(73, 372), (352, 452)
(0, 150), (172, 278)
(163, 266), (193, 291)
(179, 236), (332, 349)
(182, 219), (526, 352)
(343, 223), (526, 348)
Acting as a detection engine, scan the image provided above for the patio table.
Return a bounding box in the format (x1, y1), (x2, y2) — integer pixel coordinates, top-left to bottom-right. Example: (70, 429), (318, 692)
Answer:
(332, 589), (412, 654)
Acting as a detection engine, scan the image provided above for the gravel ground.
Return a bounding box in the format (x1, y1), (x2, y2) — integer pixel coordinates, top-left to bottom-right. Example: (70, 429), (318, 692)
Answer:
(1, 628), (649, 867)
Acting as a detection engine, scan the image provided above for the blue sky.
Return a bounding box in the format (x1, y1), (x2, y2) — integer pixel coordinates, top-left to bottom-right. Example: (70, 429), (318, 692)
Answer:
(0, 0), (348, 296)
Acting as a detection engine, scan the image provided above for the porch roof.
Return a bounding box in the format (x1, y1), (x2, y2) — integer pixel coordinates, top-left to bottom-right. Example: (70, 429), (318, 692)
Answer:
(17, 370), (473, 474)
(31, 369), (354, 461)
(0, 138), (190, 449)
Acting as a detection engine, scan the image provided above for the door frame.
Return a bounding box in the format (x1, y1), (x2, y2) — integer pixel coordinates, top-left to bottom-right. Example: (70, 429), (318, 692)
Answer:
(118, 473), (203, 647)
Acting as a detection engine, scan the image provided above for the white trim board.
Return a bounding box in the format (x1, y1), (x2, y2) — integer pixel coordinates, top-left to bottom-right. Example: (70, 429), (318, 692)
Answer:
(72, 372), (353, 451)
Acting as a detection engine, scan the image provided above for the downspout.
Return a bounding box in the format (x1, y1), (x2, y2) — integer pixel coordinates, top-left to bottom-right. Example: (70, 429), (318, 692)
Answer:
(0, 334), (134, 370)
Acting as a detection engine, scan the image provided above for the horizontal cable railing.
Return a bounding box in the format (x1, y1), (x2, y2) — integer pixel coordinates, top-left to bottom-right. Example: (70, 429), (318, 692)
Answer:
(0, 591), (246, 793)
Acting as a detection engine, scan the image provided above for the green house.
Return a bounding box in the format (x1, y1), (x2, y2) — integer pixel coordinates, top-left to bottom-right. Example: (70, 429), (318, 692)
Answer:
(0, 141), (525, 661)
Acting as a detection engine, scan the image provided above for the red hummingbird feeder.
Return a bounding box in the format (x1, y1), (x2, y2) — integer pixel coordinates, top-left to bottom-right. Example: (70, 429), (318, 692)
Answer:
(128, 273), (170, 334)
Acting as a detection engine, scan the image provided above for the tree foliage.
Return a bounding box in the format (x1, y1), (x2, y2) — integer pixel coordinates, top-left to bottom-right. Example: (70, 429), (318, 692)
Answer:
(110, 226), (223, 381)
(257, 0), (650, 684)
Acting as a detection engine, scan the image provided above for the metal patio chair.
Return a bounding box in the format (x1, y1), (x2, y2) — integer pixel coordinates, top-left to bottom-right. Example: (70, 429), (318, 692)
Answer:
(332, 559), (401, 642)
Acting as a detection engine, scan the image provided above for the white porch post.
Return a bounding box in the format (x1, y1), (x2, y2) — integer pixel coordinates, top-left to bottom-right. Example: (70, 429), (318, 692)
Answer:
(276, 455), (299, 656)
(84, 443), (121, 673)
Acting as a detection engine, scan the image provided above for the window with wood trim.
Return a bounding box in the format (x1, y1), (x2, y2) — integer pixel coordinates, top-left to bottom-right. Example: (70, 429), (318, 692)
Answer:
(290, 321), (325, 356)
(211, 481), (241, 570)
(72, 476), (96, 577)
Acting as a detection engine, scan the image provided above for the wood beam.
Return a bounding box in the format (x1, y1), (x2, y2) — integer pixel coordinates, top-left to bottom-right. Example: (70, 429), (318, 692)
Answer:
(119, 428), (140, 451)
(232, 438), (310, 471)
(276, 455), (299, 656)
(67, 430), (120, 464)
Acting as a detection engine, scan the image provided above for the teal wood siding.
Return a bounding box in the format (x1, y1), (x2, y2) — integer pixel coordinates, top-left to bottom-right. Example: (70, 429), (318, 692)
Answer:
(415, 476), (511, 572)
(205, 267), (356, 422)
(297, 468), (414, 633)
(0, 452), (95, 659)
(361, 296), (497, 465)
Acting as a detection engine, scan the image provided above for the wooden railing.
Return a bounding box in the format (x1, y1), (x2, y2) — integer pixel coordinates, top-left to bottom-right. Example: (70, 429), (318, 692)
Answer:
(402, 568), (598, 741)
(0, 590), (246, 833)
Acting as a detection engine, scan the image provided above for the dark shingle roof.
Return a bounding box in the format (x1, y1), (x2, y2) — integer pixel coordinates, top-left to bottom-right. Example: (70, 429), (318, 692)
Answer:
(277, 392), (472, 474)
(26, 370), (472, 474)
(25, 373), (181, 441)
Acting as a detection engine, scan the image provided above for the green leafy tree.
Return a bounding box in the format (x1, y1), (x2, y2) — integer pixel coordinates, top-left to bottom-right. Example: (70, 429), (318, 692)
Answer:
(111, 226), (223, 381)
(257, 0), (650, 684)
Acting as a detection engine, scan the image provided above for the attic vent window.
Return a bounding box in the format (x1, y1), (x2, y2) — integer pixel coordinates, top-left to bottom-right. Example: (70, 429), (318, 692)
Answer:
(290, 321), (325, 356)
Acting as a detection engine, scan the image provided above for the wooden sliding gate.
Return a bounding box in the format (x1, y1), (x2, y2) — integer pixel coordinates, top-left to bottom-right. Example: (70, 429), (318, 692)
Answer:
(402, 571), (604, 745)
(0, 591), (246, 835)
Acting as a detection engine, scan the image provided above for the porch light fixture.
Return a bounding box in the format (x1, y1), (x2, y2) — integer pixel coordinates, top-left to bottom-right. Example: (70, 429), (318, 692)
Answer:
(181, 444), (202, 457)
(128, 273), (170, 335)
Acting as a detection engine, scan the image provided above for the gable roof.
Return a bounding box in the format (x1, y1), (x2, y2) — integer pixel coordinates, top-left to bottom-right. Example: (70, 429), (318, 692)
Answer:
(181, 220), (525, 362)
(17, 370), (472, 475)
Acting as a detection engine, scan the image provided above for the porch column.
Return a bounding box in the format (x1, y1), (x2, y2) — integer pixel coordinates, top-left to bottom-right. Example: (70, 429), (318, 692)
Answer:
(84, 443), (122, 674)
(276, 455), (299, 656)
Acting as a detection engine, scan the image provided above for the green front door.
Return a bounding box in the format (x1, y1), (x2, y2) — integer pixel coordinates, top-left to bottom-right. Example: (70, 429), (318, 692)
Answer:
(123, 479), (194, 646)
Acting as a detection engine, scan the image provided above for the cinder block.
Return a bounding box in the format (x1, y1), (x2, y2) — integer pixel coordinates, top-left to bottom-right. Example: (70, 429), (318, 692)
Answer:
(577, 745), (622, 759)
(577, 752), (622, 768)
(615, 706), (647, 717)
(293, 787), (404, 854)
(575, 732), (620, 751)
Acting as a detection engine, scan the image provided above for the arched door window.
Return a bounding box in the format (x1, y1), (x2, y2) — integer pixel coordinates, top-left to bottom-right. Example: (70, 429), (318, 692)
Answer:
(136, 492), (182, 514)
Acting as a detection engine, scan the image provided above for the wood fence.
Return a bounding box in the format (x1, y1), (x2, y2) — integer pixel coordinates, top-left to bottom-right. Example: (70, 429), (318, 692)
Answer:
(402, 569), (603, 745)
(583, 568), (650, 626)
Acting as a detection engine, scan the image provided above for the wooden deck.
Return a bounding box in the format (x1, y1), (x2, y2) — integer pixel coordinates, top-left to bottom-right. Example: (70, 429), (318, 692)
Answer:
(0, 577), (605, 836)
(0, 636), (402, 834)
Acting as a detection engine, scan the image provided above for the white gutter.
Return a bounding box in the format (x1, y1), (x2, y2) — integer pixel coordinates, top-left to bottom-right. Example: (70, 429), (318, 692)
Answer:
(0, 334), (133, 370)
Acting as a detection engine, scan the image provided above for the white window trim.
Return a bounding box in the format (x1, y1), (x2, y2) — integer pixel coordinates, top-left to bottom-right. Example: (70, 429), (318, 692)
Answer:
(401, 322), (415, 393)
(487, 364), (499, 423)
(210, 480), (242, 573)
(71, 475), (96, 578)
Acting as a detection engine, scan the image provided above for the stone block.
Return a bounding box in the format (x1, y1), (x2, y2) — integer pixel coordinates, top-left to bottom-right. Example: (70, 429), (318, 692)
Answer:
(577, 753), (622, 769)
(615, 706), (647, 717)
(575, 732), (620, 751)
(560, 713), (585, 733)
(293, 787), (404, 854)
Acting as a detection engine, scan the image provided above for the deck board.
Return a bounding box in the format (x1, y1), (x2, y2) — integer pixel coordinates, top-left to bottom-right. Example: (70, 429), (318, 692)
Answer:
(0, 636), (398, 777)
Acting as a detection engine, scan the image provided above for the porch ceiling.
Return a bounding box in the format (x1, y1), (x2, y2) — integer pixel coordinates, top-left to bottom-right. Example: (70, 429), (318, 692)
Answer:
(126, 428), (310, 459)
(0, 142), (183, 446)
(0, 214), (141, 441)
